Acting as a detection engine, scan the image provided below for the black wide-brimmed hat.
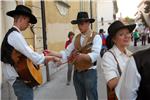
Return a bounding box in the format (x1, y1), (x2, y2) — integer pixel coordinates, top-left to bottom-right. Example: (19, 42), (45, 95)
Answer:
(6, 5), (37, 24)
(71, 12), (95, 24)
(108, 20), (136, 37)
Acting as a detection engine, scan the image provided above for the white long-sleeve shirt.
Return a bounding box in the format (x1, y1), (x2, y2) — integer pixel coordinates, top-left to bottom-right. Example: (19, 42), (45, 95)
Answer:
(116, 56), (141, 100)
(101, 45), (132, 82)
(101, 45), (132, 99)
(60, 33), (102, 69)
(2, 26), (45, 85)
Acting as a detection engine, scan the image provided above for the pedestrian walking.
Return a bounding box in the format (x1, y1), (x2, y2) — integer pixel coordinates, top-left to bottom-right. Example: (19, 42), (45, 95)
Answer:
(65, 31), (75, 85)
(148, 33), (150, 43)
(133, 29), (140, 46)
(141, 32), (146, 45)
(99, 29), (108, 57)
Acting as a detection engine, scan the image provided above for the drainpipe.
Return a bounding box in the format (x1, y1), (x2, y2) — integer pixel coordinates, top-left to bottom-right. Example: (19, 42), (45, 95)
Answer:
(90, 0), (93, 29)
(41, 0), (47, 50)
(41, 0), (50, 82)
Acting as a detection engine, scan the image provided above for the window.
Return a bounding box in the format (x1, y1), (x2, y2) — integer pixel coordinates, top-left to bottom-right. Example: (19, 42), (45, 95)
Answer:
(55, 0), (70, 16)
(16, 0), (25, 5)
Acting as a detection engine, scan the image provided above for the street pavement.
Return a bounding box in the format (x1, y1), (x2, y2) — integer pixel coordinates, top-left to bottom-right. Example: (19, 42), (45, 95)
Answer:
(34, 42), (150, 100)
(128, 42), (150, 53)
(34, 58), (107, 100)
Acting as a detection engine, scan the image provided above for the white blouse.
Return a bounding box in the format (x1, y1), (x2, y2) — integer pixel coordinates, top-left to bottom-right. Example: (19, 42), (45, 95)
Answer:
(101, 45), (132, 83)
(116, 56), (141, 100)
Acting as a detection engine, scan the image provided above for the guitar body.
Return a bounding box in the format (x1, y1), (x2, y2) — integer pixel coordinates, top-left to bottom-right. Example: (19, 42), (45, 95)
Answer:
(11, 49), (43, 87)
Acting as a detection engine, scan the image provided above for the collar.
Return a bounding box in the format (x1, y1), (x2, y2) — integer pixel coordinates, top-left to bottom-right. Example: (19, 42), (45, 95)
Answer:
(81, 29), (93, 37)
(112, 45), (132, 57)
(12, 25), (21, 33)
(68, 39), (72, 42)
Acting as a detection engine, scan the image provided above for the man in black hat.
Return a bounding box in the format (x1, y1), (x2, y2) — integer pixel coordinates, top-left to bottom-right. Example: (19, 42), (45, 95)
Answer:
(46, 11), (102, 100)
(1, 5), (60, 100)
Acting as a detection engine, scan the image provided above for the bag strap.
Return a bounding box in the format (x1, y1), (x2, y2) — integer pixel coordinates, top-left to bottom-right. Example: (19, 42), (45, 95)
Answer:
(108, 51), (122, 76)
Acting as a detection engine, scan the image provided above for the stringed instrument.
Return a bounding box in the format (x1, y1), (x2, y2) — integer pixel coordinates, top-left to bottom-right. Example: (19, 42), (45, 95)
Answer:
(11, 46), (43, 87)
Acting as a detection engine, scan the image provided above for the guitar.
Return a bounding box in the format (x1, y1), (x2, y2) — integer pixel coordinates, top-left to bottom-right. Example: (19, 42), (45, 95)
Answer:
(30, 25), (50, 81)
(11, 47), (43, 87)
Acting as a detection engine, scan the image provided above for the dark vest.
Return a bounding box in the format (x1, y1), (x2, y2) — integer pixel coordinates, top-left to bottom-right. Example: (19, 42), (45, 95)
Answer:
(1, 27), (19, 66)
(133, 48), (150, 100)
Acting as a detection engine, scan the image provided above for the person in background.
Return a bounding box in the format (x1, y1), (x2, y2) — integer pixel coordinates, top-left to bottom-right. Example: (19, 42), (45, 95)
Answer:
(65, 31), (75, 85)
(99, 29), (108, 57)
(141, 32), (147, 46)
(133, 29), (140, 46)
(101, 20), (136, 100)
(65, 32), (75, 48)
(146, 28), (150, 44)
(141, 27), (149, 46)
(148, 33), (150, 43)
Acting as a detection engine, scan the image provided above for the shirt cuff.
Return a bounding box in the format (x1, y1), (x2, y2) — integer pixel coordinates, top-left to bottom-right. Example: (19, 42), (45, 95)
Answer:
(37, 54), (45, 65)
(105, 72), (118, 82)
(60, 51), (67, 63)
(88, 53), (95, 63)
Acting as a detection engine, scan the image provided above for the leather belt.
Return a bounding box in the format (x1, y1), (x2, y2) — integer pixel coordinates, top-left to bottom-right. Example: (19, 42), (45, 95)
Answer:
(16, 77), (33, 87)
(16, 77), (21, 80)
(74, 69), (89, 73)
(74, 61), (97, 73)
